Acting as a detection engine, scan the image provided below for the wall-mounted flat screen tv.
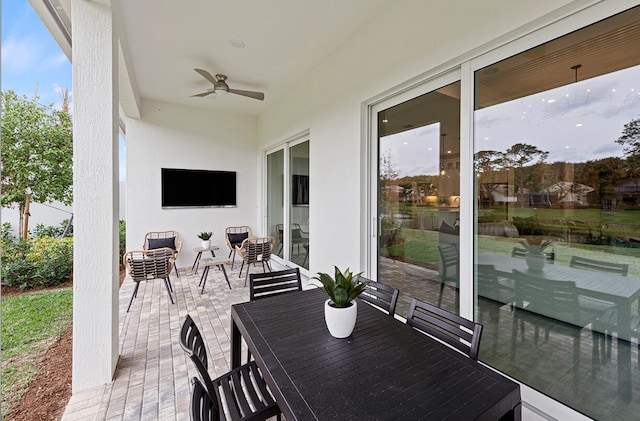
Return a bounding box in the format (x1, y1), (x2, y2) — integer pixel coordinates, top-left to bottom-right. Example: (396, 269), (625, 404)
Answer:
(161, 168), (237, 208)
(292, 174), (309, 205)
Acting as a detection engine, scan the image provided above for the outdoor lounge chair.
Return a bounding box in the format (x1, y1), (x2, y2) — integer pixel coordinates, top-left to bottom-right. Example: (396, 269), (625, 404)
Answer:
(123, 248), (175, 312)
(143, 230), (182, 277)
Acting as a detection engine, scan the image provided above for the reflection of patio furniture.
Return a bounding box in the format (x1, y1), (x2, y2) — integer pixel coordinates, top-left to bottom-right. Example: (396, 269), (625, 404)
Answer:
(437, 242), (459, 307)
(570, 256), (629, 276)
(478, 252), (640, 400)
(511, 247), (555, 263)
(143, 230), (182, 277)
(275, 223), (308, 256)
(477, 264), (514, 353)
(236, 236), (275, 286)
(358, 277), (400, 316)
(124, 248), (175, 312)
(510, 269), (604, 388)
(225, 226), (253, 269)
(407, 297), (483, 360)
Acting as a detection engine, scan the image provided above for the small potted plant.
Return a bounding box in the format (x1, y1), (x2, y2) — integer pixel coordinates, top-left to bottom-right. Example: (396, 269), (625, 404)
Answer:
(198, 231), (213, 249)
(313, 266), (368, 338)
(519, 236), (552, 271)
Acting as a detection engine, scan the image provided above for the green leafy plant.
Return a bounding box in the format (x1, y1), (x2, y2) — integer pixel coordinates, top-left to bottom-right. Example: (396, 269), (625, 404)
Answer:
(198, 231), (213, 240)
(519, 236), (552, 254)
(313, 266), (368, 308)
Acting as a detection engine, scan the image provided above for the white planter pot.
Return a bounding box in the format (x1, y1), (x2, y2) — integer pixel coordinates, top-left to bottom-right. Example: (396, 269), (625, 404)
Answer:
(324, 299), (357, 338)
(525, 252), (545, 271)
(201, 240), (211, 249)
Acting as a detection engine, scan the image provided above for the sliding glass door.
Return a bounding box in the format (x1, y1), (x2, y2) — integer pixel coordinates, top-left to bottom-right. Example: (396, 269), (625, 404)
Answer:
(371, 75), (461, 317)
(266, 138), (310, 270)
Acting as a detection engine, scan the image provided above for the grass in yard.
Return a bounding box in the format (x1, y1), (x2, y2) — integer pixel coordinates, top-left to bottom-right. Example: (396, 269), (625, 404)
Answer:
(1, 287), (73, 419)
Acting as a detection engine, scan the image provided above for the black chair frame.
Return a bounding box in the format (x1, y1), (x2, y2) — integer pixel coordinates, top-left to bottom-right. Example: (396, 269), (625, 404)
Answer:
(358, 278), (399, 316)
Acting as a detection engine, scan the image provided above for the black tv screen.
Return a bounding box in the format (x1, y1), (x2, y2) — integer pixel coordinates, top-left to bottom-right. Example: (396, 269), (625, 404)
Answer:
(161, 168), (237, 208)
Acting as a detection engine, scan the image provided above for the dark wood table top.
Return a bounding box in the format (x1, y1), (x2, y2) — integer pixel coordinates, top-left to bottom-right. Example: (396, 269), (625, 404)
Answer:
(231, 289), (521, 420)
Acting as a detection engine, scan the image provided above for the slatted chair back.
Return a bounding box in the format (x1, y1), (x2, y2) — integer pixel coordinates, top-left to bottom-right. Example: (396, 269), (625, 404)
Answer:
(406, 298), (483, 360)
(190, 376), (219, 421)
(179, 315), (281, 421)
(511, 270), (583, 325)
(438, 243), (459, 282)
(179, 314), (209, 370)
(511, 247), (555, 263)
(250, 268), (302, 301)
(123, 248), (175, 311)
(358, 277), (399, 316)
(477, 264), (515, 305)
(569, 256), (629, 276)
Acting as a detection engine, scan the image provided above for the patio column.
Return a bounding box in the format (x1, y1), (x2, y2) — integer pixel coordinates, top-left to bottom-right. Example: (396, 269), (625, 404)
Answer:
(71, 0), (119, 392)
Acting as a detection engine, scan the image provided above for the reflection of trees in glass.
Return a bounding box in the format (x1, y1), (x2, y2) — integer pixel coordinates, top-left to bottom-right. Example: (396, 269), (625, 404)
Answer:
(616, 117), (640, 156)
(475, 150), (503, 207)
(500, 143), (549, 207)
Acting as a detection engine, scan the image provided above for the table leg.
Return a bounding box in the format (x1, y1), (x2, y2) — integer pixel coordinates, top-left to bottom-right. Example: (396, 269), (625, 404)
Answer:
(192, 252), (203, 273)
(231, 317), (242, 369)
(220, 264), (231, 289)
(617, 300), (632, 402)
(199, 266), (209, 294)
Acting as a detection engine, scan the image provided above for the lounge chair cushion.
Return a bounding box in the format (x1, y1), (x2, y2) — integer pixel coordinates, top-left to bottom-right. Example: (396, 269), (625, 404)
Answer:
(148, 237), (176, 250)
(228, 232), (249, 247)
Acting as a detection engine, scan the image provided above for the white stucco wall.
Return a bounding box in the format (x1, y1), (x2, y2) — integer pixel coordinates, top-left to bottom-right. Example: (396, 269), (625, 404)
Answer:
(125, 99), (258, 269)
(255, 0), (583, 276)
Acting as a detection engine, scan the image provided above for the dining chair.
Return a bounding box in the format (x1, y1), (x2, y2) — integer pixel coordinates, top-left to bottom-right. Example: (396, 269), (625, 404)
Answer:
(437, 242), (459, 307)
(236, 237), (275, 286)
(569, 255), (628, 360)
(143, 230), (182, 277)
(569, 256), (629, 276)
(477, 264), (515, 353)
(123, 248), (175, 312)
(249, 267), (302, 301)
(511, 246), (555, 263)
(510, 270), (604, 386)
(406, 298), (483, 360)
(358, 277), (399, 316)
(225, 226), (253, 270)
(189, 376), (217, 421)
(179, 315), (281, 421)
(275, 223), (309, 256)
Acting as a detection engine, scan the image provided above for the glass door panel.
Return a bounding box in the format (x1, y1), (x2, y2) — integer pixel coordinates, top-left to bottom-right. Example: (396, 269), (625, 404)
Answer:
(473, 6), (640, 419)
(267, 149), (284, 257)
(377, 81), (461, 317)
(289, 141), (310, 269)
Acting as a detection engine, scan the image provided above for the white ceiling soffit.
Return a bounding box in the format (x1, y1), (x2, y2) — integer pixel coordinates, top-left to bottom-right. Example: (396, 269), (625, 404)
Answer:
(116, 0), (396, 116)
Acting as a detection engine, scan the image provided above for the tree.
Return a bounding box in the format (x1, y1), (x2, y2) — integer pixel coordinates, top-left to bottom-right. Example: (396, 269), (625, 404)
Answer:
(500, 143), (549, 207)
(615, 117), (640, 156)
(1, 90), (73, 238)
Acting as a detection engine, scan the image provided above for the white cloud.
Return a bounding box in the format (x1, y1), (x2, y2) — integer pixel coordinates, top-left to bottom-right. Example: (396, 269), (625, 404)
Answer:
(1, 35), (42, 74)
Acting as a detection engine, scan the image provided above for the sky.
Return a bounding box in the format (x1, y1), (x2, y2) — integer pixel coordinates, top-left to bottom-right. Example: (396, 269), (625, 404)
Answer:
(381, 65), (640, 178)
(2, 0), (126, 181)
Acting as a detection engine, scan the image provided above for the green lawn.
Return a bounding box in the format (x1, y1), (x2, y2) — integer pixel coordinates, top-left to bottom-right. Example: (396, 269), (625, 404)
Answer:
(1, 287), (73, 419)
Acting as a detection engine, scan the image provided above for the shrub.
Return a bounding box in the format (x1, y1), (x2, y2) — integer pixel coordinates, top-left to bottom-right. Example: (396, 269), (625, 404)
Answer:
(119, 220), (126, 264)
(31, 219), (73, 238)
(2, 235), (73, 290)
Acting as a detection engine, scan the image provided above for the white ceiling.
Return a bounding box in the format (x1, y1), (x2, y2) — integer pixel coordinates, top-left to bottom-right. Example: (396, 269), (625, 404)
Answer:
(112, 0), (396, 116)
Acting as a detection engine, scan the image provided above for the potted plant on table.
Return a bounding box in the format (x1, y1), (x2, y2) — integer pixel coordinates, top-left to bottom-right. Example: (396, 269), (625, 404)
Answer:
(519, 236), (552, 271)
(198, 231), (213, 249)
(313, 267), (368, 338)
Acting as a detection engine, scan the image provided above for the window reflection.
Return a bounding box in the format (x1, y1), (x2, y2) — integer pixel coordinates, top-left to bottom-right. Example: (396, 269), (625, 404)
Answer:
(474, 6), (640, 419)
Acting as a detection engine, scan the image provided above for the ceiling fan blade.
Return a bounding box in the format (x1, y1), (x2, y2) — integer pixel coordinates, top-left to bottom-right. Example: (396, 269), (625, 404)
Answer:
(194, 68), (217, 85)
(190, 91), (215, 97)
(228, 88), (265, 101)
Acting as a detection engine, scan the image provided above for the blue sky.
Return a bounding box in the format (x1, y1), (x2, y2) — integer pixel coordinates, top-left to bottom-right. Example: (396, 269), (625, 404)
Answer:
(2, 0), (126, 180)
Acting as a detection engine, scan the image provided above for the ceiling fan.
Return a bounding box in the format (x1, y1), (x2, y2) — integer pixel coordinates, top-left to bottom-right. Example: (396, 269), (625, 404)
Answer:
(191, 69), (265, 101)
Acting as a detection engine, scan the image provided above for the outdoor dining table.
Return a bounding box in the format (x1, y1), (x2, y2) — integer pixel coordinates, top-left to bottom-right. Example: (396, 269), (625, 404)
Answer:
(478, 253), (640, 402)
(231, 288), (521, 420)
